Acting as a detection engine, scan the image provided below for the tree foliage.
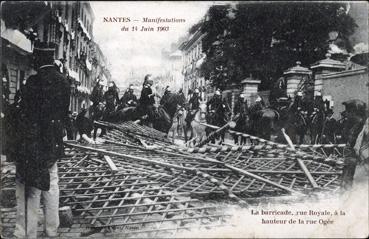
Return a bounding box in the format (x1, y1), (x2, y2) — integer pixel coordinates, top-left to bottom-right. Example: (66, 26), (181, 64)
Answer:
(200, 2), (357, 90)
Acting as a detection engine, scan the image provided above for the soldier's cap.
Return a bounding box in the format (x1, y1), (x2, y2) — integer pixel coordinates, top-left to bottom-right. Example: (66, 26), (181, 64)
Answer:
(255, 96), (262, 102)
(194, 88), (199, 93)
(297, 91), (303, 96)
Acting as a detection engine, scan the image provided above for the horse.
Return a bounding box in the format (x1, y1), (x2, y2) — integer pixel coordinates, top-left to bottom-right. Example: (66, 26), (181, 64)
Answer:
(183, 102), (207, 146)
(274, 108), (309, 144)
(167, 106), (186, 143)
(233, 111), (252, 145)
(150, 92), (186, 134)
(252, 108), (280, 141)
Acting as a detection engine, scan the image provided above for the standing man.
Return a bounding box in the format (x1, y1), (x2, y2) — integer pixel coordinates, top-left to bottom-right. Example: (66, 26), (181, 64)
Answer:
(13, 42), (70, 238)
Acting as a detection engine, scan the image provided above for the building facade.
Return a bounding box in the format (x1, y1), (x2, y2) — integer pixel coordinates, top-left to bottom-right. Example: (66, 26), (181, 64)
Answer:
(179, 27), (206, 100)
(1, 1), (110, 114)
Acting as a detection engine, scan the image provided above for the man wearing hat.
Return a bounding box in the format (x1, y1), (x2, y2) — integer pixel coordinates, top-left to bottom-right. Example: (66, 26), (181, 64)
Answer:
(120, 84), (138, 108)
(12, 41), (70, 238)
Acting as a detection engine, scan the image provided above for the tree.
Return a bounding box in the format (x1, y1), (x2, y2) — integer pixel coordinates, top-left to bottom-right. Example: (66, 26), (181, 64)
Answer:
(200, 2), (357, 90)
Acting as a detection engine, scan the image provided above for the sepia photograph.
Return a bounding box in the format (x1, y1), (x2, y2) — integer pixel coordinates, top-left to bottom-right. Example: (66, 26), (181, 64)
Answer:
(1, 1), (368, 238)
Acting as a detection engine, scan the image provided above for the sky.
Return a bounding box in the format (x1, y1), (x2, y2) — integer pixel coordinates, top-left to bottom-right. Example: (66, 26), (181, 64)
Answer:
(90, 1), (217, 87)
(91, 1), (368, 88)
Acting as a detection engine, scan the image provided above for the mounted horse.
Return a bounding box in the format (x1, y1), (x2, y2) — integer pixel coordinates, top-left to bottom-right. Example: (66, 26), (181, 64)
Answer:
(151, 92), (186, 134)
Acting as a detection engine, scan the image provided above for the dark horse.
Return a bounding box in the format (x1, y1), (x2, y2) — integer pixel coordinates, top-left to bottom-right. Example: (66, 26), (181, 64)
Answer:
(233, 111), (253, 144)
(247, 104), (308, 144)
(113, 92), (186, 134)
(152, 92), (186, 133)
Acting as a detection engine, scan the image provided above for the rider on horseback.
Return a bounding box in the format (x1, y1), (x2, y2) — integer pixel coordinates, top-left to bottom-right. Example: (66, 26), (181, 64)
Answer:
(185, 88), (202, 125)
(138, 78), (156, 126)
(119, 84), (138, 109)
(104, 81), (120, 115)
(206, 89), (224, 113)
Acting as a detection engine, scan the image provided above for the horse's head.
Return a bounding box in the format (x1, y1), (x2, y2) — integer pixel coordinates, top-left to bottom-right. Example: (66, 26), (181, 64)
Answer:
(197, 102), (207, 122)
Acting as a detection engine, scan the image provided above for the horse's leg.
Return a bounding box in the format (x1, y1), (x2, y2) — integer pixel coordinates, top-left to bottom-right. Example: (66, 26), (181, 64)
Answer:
(93, 126), (98, 140)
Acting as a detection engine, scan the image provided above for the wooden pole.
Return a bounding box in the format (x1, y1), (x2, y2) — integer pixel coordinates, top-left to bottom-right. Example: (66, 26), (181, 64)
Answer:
(103, 155), (118, 173)
(281, 128), (320, 189)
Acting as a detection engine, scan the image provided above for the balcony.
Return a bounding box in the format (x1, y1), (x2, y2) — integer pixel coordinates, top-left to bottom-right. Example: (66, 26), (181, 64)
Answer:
(77, 18), (91, 41)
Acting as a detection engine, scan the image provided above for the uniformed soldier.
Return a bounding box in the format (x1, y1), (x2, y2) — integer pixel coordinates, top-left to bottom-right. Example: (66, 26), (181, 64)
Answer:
(185, 88), (202, 125)
(90, 79), (104, 107)
(207, 89), (223, 113)
(322, 108), (338, 144)
(189, 88), (201, 110)
(120, 84), (138, 108)
(289, 91), (304, 113)
(160, 85), (171, 106)
(12, 41), (70, 238)
(139, 79), (155, 124)
(103, 81), (119, 121)
(313, 92), (325, 114)
(234, 93), (248, 117)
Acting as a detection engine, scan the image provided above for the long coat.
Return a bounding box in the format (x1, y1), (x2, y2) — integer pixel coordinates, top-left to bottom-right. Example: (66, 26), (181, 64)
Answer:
(15, 66), (70, 191)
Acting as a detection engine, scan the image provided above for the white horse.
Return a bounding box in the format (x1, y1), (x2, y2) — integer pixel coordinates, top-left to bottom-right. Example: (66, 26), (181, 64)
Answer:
(167, 106), (186, 143)
(184, 102), (207, 147)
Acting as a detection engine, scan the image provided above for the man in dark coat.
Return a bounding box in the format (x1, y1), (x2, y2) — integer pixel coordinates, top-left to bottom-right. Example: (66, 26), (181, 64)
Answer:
(185, 88), (202, 125)
(206, 89), (223, 113)
(103, 81), (119, 121)
(139, 79), (155, 116)
(313, 92), (325, 114)
(160, 85), (171, 106)
(341, 102), (366, 189)
(90, 80), (104, 107)
(322, 108), (338, 144)
(289, 91), (304, 113)
(120, 84), (138, 108)
(13, 42), (70, 238)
